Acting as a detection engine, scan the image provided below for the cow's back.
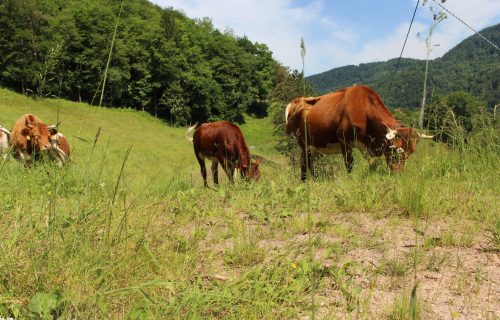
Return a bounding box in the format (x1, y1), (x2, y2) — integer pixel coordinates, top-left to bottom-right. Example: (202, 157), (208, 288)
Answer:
(193, 121), (250, 165)
(10, 114), (49, 144)
(304, 85), (398, 146)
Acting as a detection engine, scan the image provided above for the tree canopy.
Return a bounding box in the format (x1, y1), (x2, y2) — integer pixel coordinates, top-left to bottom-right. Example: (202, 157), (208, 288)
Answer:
(0, 0), (278, 125)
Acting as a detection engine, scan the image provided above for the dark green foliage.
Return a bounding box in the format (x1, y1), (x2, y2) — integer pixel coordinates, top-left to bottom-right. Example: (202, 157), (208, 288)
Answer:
(424, 91), (492, 144)
(307, 23), (500, 109)
(268, 66), (317, 159)
(0, 0), (276, 125)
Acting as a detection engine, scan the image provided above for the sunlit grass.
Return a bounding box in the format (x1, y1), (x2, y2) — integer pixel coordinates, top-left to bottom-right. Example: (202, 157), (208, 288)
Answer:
(0, 90), (498, 318)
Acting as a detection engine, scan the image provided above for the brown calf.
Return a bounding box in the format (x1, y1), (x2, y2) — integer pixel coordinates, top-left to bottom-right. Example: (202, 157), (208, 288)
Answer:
(186, 121), (260, 187)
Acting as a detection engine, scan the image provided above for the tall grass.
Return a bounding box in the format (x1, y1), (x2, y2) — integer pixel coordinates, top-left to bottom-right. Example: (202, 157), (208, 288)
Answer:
(0, 90), (498, 318)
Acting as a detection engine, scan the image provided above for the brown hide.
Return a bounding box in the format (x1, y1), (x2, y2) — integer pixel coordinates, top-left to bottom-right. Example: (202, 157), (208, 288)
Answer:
(285, 85), (420, 180)
(48, 130), (71, 165)
(10, 114), (53, 161)
(191, 121), (260, 187)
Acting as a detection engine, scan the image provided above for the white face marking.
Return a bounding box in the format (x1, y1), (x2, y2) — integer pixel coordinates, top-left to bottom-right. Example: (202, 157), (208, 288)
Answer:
(285, 103), (291, 124)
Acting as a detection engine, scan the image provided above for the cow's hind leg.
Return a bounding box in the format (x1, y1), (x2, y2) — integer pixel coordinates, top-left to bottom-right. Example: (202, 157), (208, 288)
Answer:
(300, 148), (315, 181)
(341, 144), (354, 173)
(196, 153), (208, 187)
(300, 149), (307, 181)
(211, 158), (219, 186)
(307, 149), (315, 179)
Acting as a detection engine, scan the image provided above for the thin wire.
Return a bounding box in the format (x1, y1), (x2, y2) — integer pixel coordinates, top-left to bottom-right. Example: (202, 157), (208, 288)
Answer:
(431, 0), (500, 51)
(383, 0), (421, 102)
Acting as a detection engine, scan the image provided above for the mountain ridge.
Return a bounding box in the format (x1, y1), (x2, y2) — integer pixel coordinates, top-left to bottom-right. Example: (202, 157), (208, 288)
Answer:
(306, 23), (500, 108)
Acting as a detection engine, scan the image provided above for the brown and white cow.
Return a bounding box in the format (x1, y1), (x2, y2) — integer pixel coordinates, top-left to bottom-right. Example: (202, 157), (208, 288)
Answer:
(0, 125), (11, 159)
(285, 85), (432, 180)
(186, 121), (260, 187)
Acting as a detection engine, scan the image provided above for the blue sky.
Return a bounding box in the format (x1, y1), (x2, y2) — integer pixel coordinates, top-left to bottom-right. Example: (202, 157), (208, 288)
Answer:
(151, 0), (500, 75)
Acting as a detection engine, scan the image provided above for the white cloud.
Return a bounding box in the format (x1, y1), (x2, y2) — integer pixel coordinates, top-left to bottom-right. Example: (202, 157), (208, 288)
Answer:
(151, 0), (500, 75)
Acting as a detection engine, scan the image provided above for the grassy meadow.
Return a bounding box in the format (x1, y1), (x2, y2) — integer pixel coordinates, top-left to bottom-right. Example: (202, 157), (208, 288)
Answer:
(0, 88), (498, 319)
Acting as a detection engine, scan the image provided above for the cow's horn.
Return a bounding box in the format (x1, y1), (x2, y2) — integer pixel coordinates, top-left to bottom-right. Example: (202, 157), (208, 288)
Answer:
(418, 133), (434, 139)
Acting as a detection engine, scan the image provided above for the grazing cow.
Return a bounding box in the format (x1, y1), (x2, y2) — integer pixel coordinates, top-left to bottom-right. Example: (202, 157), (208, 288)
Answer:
(285, 85), (433, 180)
(0, 125), (11, 159)
(9, 114), (55, 163)
(48, 126), (71, 165)
(186, 121), (260, 187)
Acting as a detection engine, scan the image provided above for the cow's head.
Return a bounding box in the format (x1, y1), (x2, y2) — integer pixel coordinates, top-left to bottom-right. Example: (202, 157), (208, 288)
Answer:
(20, 115), (53, 157)
(250, 159), (261, 181)
(242, 159), (261, 181)
(384, 127), (421, 171)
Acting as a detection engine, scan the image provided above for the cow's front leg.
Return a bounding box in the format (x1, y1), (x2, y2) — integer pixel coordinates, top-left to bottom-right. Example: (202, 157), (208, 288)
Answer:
(226, 162), (235, 183)
(211, 158), (219, 186)
(341, 143), (354, 173)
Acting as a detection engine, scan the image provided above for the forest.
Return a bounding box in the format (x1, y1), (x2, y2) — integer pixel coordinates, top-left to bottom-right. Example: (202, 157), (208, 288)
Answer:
(0, 0), (302, 125)
(307, 23), (500, 109)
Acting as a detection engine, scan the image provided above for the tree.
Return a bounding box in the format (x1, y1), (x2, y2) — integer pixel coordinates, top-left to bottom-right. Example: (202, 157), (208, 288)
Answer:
(425, 91), (487, 143)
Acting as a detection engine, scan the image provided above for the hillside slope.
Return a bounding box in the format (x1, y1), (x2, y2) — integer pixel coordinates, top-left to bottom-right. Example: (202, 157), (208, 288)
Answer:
(0, 89), (279, 184)
(307, 23), (500, 108)
(0, 89), (498, 319)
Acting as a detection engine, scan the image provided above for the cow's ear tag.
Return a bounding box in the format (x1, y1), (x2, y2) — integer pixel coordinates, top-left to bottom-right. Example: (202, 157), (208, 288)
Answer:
(51, 135), (56, 140)
(26, 135), (31, 141)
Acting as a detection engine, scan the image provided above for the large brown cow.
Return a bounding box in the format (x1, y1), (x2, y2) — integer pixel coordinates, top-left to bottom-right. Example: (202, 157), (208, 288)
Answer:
(285, 85), (432, 180)
(10, 114), (54, 162)
(186, 121), (260, 187)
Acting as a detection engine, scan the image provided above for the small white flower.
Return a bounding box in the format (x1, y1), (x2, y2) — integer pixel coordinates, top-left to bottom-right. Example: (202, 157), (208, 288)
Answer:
(385, 129), (397, 140)
(396, 147), (404, 154)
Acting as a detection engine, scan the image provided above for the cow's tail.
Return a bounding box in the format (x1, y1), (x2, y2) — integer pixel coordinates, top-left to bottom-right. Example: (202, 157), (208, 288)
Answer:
(185, 123), (199, 142)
